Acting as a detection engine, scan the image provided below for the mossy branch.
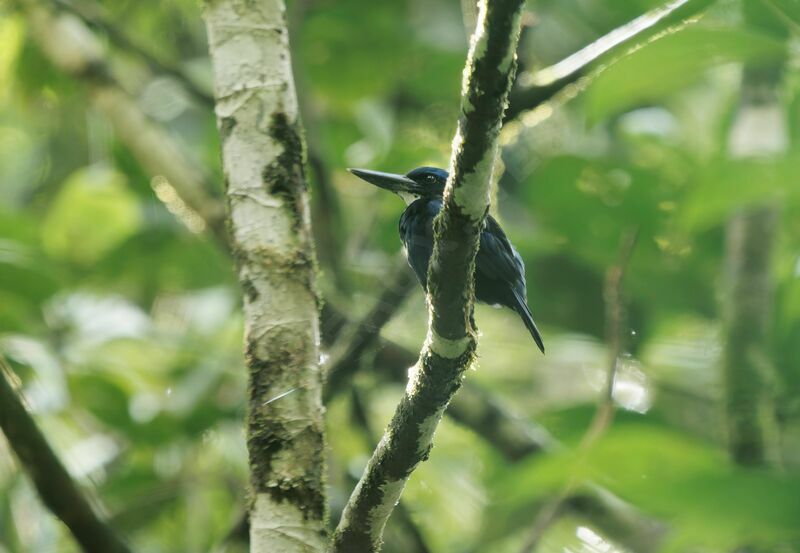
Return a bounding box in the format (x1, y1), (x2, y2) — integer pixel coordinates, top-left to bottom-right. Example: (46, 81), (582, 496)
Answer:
(0, 357), (132, 553)
(330, 1), (526, 550)
(203, 1), (327, 551)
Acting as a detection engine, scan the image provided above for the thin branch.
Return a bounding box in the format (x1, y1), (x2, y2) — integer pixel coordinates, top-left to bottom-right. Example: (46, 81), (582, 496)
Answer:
(307, 148), (349, 292)
(560, 488), (666, 553)
(758, 0), (800, 35)
(285, 0), (351, 294)
(445, 381), (554, 461)
(505, 0), (712, 122)
(582, 228), (639, 445)
(0, 357), (133, 553)
(16, 0), (227, 244)
(349, 388), (432, 553)
(331, 1), (527, 549)
(50, 0), (215, 108)
(518, 229), (638, 553)
(323, 254), (416, 403)
(322, 301), (554, 460)
(363, 326), (667, 553)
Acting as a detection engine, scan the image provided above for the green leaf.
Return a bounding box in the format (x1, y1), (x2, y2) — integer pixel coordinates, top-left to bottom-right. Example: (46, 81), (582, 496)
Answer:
(585, 27), (787, 122)
(41, 166), (142, 265)
(0, 15), (24, 105)
(679, 155), (799, 231)
(489, 422), (800, 549)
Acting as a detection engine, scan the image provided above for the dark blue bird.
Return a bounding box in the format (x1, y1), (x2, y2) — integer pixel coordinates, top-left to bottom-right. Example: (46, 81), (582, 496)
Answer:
(350, 166), (545, 353)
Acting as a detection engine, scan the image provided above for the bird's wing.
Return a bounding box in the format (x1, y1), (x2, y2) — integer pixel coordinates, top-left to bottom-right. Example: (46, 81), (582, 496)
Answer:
(399, 199), (439, 289)
(475, 215), (526, 290)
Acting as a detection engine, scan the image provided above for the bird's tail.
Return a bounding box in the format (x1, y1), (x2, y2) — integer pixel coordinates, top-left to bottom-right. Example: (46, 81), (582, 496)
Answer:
(511, 289), (545, 354)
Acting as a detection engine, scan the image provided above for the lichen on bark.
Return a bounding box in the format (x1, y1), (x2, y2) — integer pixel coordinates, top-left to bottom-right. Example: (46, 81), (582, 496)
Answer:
(331, 1), (526, 550)
(203, 0), (327, 551)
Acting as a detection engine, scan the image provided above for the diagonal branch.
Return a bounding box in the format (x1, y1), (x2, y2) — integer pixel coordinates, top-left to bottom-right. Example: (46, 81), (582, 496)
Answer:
(15, 0), (227, 243)
(505, 0), (712, 122)
(326, 306), (666, 552)
(331, 1), (527, 550)
(348, 387), (432, 553)
(0, 357), (133, 553)
(518, 229), (639, 553)
(323, 254), (416, 403)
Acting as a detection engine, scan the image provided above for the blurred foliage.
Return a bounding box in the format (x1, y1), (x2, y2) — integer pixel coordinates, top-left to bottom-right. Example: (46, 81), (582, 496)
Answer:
(1, 0), (799, 552)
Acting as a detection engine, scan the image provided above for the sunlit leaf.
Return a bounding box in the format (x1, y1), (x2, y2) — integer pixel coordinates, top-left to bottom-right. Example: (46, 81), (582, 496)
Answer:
(679, 155), (799, 231)
(585, 27), (787, 121)
(0, 15), (23, 105)
(490, 422), (800, 549)
(40, 166), (142, 265)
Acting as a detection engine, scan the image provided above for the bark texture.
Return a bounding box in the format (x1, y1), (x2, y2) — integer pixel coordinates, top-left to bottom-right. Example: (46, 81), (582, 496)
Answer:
(0, 359), (132, 553)
(331, 1), (526, 550)
(203, 2), (327, 551)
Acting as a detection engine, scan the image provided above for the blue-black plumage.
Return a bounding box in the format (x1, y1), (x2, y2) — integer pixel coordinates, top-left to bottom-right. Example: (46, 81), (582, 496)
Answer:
(349, 166), (545, 354)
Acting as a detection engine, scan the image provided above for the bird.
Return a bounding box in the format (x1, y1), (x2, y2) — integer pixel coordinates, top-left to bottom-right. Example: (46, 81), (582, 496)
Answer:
(349, 166), (545, 353)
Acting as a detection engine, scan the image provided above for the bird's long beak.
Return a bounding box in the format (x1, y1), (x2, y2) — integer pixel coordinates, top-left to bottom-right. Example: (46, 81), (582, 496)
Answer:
(348, 168), (422, 195)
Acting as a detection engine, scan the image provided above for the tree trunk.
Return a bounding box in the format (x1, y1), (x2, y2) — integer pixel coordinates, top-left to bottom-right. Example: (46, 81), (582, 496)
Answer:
(202, 2), (327, 551)
(721, 0), (786, 467)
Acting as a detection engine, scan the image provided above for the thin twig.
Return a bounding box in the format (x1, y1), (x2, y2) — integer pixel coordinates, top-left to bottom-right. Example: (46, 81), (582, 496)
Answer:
(505, 0), (712, 122)
(323, 254), (416, 402)
(757, 0), (800, 35)
(517, 229), (638, 553)
(285, 0), (351, 294)
(307, 148), (350, 292)
(0, 356), (133, 553)
(50, 0), (215, 108)
(581, 228), (639, 446)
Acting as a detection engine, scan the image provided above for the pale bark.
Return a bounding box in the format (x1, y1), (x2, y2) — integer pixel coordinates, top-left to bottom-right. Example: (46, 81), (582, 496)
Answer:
(331, 1), (526, 550)
(202, 2), (326, 552)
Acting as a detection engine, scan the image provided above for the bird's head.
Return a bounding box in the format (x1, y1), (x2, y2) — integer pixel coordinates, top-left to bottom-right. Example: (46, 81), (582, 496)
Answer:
(349, 166), (447, 205)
